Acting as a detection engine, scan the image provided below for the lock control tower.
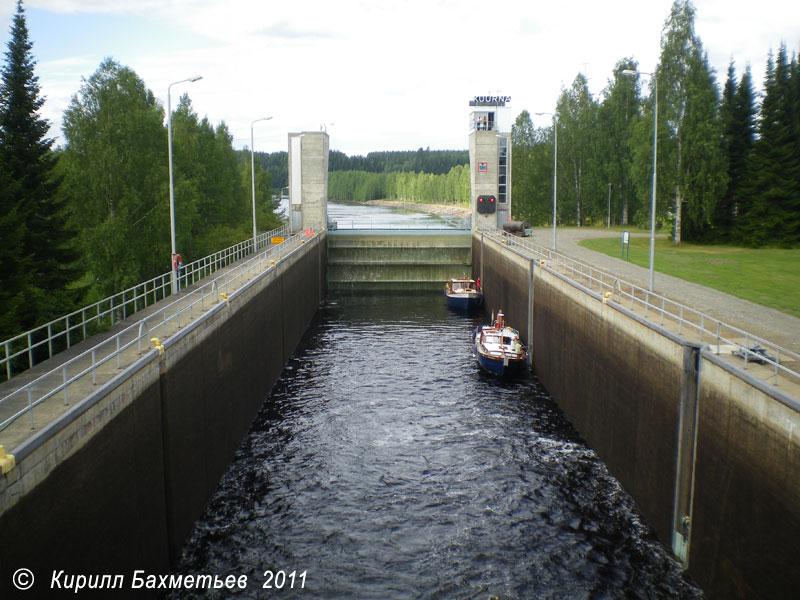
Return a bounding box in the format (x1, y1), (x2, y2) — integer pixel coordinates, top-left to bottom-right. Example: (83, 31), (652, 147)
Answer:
(468, 95), (512, 229)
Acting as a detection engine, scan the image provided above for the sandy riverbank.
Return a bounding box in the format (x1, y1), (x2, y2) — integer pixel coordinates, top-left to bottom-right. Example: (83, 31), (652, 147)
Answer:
(364, 199), (471, 219)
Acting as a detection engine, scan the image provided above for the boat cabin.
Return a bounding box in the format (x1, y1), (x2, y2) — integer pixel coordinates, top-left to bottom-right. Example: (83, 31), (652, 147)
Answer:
(446, 278), (479, 294)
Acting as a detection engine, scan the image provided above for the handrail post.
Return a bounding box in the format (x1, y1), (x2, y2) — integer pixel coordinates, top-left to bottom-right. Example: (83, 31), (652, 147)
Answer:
(28, 387), (34, 429)
(743, 334), (750, 366)
(63, 365), (69, 405)
(774, 350), (780, 385)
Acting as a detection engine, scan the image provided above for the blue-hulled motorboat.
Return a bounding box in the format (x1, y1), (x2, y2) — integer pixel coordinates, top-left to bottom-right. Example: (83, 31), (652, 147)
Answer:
(473, 310), (527, 376)
(444, 278), (483, 310)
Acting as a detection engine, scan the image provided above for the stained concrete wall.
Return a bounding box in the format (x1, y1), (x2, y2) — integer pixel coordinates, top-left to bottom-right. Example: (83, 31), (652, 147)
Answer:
(0, 362), (169, 581)
(473, 231), (800, 599)
(0, 234), (326, 586)
(690, 356), (800, 600)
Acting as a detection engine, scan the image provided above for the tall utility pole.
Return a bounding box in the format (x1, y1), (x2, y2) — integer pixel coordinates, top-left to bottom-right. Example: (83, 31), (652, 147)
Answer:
(167, 75), (202, 295)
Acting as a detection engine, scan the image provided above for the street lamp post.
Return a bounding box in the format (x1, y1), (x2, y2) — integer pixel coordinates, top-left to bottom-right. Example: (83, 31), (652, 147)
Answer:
(168, 75), (202, 295)
(622, 68), (658, 291)
(536, 112), (558, 251)
(250, 117), (273, 253)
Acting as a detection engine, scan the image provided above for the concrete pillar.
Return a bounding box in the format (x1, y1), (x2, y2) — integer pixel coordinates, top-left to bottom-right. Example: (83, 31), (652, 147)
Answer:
(288, 132), (329, 232)
(672, 341), (702, 565)
(527, 259), (535, 366)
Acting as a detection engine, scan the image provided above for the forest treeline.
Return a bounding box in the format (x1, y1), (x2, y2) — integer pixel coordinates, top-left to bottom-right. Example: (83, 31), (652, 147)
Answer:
(0, 1), (281, 340)
(252, 148), (469, 191)
(251, 147), (471, 204)
(512, 0), (799, 248)
(328, 165), (470, 204)
(328, 149), (468, 175)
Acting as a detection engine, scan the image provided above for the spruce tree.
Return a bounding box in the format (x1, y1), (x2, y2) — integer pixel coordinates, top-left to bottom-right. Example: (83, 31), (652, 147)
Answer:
(0, 0), (82, 334)
(718, 64), (756, 240)
(739, 45), (800, 246)
(0, 166), (25, 339)
(716, 62), (737, 239)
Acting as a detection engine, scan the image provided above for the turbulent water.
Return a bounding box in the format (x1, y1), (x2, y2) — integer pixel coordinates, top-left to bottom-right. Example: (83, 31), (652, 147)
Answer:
(168, 293), (703, 599)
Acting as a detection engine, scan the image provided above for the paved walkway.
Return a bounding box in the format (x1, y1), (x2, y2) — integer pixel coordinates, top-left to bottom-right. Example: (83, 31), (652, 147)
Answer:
(529, 227), (800, 355)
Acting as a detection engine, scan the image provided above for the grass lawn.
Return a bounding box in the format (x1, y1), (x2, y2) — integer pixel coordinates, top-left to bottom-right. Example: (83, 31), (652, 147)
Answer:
(578, 235), (800, 318)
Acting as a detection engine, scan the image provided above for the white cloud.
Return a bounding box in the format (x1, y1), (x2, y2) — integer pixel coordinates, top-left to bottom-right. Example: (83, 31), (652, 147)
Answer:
(27, 0), (201, 15)
(6, 0), (800, 154)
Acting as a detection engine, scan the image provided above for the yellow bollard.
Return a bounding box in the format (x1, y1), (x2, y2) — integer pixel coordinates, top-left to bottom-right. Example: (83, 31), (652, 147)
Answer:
(150, 338), (164, 356)
(0, 445), (17, 475)
(603, 291), (612, 305)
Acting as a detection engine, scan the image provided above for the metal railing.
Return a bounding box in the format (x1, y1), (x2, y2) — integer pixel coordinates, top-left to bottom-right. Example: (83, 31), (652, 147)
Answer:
(0, 224), (291, 383)
(0, 227), (318, 437)
(479, 227), (800, 388)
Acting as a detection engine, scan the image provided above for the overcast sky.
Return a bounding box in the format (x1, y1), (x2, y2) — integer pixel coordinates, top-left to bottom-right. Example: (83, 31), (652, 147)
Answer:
(2, 0), (798, 156)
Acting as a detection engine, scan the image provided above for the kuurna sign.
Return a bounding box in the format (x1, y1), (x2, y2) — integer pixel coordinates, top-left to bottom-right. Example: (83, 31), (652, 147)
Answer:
(469, 95), (511, 107)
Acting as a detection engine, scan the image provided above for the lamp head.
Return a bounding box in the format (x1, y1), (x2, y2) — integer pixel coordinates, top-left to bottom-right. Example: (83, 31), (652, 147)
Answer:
(189, 75), (203, 82)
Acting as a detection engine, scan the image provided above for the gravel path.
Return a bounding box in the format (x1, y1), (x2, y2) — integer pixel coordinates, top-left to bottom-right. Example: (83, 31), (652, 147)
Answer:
(528, 227), (800, 354)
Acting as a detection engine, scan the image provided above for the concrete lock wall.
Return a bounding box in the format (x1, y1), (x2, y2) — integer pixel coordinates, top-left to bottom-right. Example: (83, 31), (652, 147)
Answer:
(0, 360), (170, 580)
(0, 234), (326, 581)
(473, 231), (800, 599)
(690, 355), (800, 600)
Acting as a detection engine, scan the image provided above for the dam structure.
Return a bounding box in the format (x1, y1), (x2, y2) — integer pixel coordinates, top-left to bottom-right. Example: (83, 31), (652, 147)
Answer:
(1, 116), (799, 599)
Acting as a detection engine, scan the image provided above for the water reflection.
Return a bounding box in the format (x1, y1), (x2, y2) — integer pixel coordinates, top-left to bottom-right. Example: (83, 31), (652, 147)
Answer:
(169, 293), (703, 599)
(276, 199), (467, 229)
